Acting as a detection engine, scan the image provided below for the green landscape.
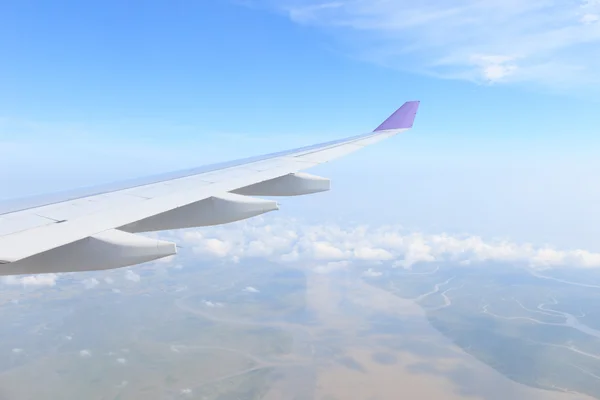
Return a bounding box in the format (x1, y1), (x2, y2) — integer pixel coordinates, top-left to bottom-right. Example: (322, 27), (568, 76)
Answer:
(368, 262), (600, 398)
(2, 256), (600, 399)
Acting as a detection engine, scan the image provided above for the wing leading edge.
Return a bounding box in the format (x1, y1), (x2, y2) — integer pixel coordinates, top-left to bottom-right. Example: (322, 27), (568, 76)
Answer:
(0, 101), (420, 276)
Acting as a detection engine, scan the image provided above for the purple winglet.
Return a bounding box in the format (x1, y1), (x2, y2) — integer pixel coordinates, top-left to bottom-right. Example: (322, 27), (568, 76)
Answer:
(373, 101), (420, 131)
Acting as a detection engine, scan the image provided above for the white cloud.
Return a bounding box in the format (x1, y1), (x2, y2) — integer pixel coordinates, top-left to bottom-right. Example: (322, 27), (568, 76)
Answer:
(243, 286), (260, 293)
(2, 273), (58, 287)
(82, 278), (99, 289)
(581, 13), (600, 24)
(255, 0), (600, 86)
(314, 260), (350, 274)
(79, 350), (91, 357)
(12, 348), (23, 354)
(202, 300), (224, 307)
(124, 270), (141, 283)
(311, 241), (348, 260)
(169, 217), (600, 270)
(363, 268), (383, 277)
(116, 358), (127, 364)
(354, 247), (393, 261)
(191, 237), (231, 258)
(104, 277), (114, 284)
(469, 54), (518, 82)
(393, 234), (436, 268)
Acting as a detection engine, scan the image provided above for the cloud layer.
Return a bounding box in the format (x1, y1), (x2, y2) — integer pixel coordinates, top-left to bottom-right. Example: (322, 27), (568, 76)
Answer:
(3, 216), (600, 288)
(171, 216), (600, 271)
(2, 273), (59, 287)
(258, 0), (600, 86)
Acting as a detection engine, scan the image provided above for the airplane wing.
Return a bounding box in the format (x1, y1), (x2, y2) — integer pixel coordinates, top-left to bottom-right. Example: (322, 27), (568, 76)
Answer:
(0, 101), (420, 276)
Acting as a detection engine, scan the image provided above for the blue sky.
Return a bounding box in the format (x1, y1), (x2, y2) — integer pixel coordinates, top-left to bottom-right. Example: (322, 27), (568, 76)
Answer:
(1, 0), (600, 250)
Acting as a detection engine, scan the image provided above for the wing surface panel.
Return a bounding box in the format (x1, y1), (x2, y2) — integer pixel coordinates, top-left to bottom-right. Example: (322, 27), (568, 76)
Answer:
(0, 100), (420, 274)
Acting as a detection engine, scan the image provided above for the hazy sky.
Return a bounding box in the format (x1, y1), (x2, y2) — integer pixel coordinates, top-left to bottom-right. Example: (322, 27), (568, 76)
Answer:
(1, 1), (599, 251)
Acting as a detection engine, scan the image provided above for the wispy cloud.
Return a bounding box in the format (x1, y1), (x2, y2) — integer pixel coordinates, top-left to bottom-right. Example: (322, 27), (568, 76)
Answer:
(256, 0), (600, 86)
